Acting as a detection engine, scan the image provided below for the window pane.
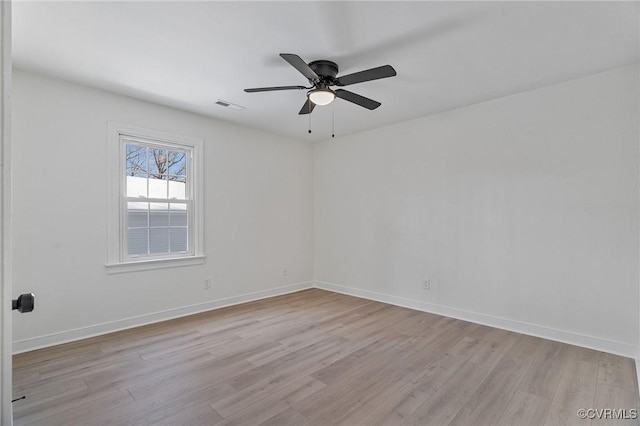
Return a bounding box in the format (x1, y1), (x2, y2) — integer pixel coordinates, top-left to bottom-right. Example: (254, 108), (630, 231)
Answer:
(149, 228), (169, 253)
(168, 151), (186, 176)
(128, 228), (148, 255)
(168, 176), (186, 200)
(149, 203), (169, 227)
(170, 228), (188, 252)
(148, 177), (168, 199)
(127, 202), (148, 227)
(169, 203), (188, 226)
(126, 145), (147, 177)
(148, 148), (168, 179)
(126, 176), (148, 198)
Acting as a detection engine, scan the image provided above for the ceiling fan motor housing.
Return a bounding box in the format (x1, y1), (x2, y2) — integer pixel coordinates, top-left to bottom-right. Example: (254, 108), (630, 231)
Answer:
(308, 60), (339, 82)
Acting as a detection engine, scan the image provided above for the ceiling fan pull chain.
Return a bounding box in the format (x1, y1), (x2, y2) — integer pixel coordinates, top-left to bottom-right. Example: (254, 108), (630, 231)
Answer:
(332, 104), (335, 138)
(308, 113), (312, 134)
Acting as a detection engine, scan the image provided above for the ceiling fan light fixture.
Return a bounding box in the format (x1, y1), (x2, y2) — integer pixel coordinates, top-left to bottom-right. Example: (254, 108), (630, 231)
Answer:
(308, 88), (335, 106)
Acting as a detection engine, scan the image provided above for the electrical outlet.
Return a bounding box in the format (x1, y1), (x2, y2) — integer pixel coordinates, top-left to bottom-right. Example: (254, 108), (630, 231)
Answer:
(204, 278), (211, 290)
(423, 279), (431, 290)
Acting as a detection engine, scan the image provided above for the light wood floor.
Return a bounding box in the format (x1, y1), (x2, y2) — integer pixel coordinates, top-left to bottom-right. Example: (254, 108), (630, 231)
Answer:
(12, 289), (639, 426)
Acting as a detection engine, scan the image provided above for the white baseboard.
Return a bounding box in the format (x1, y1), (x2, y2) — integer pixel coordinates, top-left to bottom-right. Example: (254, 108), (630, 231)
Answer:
(314, 281), (637, 359)
(13, 281), (314, 354)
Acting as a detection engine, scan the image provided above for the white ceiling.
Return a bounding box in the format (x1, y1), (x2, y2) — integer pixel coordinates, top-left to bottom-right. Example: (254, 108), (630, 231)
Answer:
(12, 1), (640, 142)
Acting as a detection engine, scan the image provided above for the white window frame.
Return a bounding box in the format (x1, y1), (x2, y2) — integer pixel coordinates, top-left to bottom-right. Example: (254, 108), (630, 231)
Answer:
(106, 122), (205, 273)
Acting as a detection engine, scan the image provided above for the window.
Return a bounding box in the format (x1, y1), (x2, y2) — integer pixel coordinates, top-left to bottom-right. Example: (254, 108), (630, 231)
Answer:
(107, 123), (204, 273)
(125, 142), (190, 256)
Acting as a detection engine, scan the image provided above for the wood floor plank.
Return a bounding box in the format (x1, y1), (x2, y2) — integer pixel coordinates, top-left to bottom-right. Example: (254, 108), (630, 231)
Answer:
(496, 389), (551, 426)
(11, 289), (638, 426)
(409, 336), (484, 398)
(449, 355), (529, 426)
(258, 407), (311, 426)
(13, 341), (106, 370)
(505, 334), (547, 360)
(328, 327), (473, 426)
(212, 396), (291, 426)
(337, 329), (488, 426)
(591, 383), (639, 426)
(598, 352), (637, 392)
(11, 377), (88, 415)
(18, 389), (134, 426)
(350, 381), (423, 425)
(36, 348), (142, 382)
(212, 374), (325, 418)
(156, 403), (223, 426)
(387, 310), (441, 337)
(226, 335), (351, 392)
(310, 333), (409, 386)
(106, 383), (233, 426)
(294, 325), (479, 424)
(517, 339), (567, 400)
(466, 328), (521, 368)
(402, 360), (494, 426)
(83, 348), (215, 392)
(544, 359), (599, 426)
(127, 354), (255, 401)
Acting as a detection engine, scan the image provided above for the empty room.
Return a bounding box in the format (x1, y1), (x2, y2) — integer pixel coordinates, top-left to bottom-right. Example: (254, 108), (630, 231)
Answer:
(1, 1), (639, 425)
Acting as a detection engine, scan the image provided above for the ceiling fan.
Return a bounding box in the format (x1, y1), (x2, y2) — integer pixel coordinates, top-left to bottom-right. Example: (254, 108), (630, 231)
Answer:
(244, 53), (397, 115)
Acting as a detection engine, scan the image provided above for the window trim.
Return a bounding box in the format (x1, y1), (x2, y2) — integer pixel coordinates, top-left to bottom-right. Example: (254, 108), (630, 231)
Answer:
(106, 122), (205, 273)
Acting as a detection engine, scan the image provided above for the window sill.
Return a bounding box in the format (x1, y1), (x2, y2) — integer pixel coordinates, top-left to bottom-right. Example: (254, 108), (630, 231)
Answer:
(105, 255), (206, 274)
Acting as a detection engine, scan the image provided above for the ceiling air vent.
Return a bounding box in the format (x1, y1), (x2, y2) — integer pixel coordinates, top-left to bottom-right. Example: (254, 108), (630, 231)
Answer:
(215, 99), (245, 111)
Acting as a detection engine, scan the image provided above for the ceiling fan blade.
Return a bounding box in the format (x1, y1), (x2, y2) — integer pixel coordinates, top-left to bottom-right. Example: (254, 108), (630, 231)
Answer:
(298, 99), (316, 115)
(244, 85), (307, 93)
(280, 53), (319, 81)
(335, 89), (381, 110)
(336, 65), (396, 86)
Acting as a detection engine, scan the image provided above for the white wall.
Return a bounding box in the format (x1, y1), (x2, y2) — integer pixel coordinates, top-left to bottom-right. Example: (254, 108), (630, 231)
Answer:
(12, 65), (640, 357)
(314, 65), (639, 355)
(11, 69), (313, 349)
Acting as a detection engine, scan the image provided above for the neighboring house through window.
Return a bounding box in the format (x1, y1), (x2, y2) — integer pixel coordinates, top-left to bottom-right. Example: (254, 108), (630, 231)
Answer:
(107, 123), (205, 273)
